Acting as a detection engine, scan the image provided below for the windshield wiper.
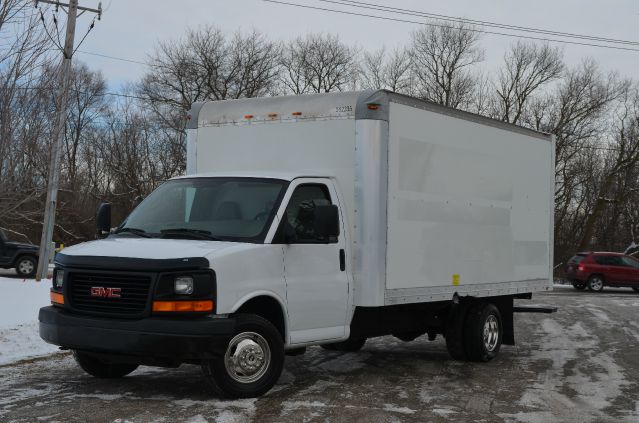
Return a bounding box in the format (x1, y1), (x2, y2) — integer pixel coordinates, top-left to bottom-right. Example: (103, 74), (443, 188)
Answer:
(114, 227), (153, 238)
(160, 228), (224, 241)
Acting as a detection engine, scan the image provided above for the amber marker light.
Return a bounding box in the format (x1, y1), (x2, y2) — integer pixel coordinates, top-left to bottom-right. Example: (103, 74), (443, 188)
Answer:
(50, 291), (64, 305)
(267, 113), (278, 118)
(244, 114), (254, 119)
(152, 300), (214, 313)
(367, 104), (380, 110)
(291, 111), (302, 116)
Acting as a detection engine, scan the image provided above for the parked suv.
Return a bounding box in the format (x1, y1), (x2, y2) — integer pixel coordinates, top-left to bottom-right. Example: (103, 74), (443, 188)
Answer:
(566, 252), (639, 292)
(0, 230), (39, 277)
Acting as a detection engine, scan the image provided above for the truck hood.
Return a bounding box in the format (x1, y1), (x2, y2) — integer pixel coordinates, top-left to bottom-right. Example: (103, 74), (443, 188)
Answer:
(59, 237), (240, 261)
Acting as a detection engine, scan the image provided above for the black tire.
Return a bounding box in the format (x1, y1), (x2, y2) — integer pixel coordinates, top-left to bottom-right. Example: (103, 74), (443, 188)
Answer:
(572, 281), (586, 290)
(201, 314), (284, 398)
(463, 303), (502, 362)
(445, 301), (470, 360)
(588, 275), (605, 292)
(15, 255), (37, 278)
(73, 351), (139, 378)
(320, 337), (366, 352)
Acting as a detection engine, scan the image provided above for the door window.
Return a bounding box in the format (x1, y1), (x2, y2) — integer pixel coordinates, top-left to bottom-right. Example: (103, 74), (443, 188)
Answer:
(276, 184), (335, 244)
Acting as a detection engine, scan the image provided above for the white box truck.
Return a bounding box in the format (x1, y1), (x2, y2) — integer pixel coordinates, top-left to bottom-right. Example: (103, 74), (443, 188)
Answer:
(40, 90), (555, 398)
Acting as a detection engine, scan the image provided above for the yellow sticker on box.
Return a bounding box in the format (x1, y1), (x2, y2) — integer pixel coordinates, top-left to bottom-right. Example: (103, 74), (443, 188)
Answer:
(452, 274), (460, 286)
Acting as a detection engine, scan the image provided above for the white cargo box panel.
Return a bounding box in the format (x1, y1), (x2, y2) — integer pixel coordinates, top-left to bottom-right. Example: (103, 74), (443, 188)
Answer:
(383, 99), (554, 305)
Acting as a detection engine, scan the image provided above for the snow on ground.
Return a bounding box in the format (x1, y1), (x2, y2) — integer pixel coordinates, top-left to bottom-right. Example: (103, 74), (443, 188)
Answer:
(0, 274), (59, 365)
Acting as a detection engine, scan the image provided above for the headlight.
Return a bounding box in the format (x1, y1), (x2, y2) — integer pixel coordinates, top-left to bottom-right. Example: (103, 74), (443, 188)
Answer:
(54, 270), (64, 289)
(174, 276), (194, 295)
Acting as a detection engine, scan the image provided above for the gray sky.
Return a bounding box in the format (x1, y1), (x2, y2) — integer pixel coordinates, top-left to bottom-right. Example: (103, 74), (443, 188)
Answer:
(71, 0), (639, 90)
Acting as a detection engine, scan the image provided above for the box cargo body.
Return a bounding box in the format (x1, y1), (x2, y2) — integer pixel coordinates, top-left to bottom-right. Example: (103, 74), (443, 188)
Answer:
(186, 90), (555, 307)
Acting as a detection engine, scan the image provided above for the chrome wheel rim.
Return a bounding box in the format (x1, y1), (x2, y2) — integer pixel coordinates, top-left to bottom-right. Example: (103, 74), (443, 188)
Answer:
(224, 332), (271, 384)
(483, 315), (499, 352)
(590, 278), (603, 291)
(18, 259), (34, 275)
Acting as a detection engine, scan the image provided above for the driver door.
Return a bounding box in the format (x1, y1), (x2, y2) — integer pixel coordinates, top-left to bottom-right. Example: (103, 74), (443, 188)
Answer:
(274, 179), (350, 344)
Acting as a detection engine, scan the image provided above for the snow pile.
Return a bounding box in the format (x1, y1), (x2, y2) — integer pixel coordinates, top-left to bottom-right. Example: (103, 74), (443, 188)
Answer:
(0, 276), (59, 365)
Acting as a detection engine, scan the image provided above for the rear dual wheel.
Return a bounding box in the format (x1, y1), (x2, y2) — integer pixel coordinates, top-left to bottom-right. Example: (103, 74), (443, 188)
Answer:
(445, 302), (502, 362)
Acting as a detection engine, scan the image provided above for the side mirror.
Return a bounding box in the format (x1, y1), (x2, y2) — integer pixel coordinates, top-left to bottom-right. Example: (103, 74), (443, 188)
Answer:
(96, 202), (112, 239)
(314, 205), (340, 239)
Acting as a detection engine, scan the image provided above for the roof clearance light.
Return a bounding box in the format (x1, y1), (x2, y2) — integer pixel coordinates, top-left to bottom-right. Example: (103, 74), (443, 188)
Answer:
(368, 104), (380, 110)
(268, 113), (278, 118)
(291, 112), (302, 116)
(244, 114), (254, 119)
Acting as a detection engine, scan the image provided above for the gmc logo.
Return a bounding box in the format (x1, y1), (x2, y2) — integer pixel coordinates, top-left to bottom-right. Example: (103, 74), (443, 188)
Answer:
(90, 287), (121, 298)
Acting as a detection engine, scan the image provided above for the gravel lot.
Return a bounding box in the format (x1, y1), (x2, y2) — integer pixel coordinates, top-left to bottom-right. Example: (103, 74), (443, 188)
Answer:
(1, 287), (638, 423)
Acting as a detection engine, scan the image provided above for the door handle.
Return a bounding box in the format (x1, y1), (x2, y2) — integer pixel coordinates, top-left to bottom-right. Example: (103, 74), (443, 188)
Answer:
(339, 249), (346, 271)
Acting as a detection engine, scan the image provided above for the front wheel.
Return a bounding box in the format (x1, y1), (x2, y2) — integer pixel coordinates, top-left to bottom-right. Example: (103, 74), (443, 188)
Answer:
(73, 351), (139, 378)
(463, 303), (502, 362)
(588, 275), (605, 292)
(15, 255), (37, 278)
(201, 314), (284, 398)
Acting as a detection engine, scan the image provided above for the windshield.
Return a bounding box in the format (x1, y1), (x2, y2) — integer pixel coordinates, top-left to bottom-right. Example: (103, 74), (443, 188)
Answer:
(119, 178), (288, 242)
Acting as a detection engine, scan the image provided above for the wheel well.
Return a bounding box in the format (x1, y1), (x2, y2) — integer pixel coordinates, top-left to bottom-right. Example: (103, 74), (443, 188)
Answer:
(13, 254), (37, 267)
(235, 296), (286, 341)
(588, 273), (606, 282)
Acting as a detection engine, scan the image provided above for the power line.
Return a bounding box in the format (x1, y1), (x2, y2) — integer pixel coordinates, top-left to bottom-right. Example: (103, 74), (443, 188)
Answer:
(322, 0), (639, 47)
(262, 0), (639, 53)
(76, 49), (148, 66)
(15, 85), (154, 101)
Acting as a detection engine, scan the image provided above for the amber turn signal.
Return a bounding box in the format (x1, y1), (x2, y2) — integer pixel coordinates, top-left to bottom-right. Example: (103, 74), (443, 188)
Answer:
(50, 291), (64, 305)
(152, 300), (214, 313)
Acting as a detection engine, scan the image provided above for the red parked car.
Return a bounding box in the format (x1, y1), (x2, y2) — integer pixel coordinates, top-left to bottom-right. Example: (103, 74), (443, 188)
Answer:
(566, 252), (639, 292)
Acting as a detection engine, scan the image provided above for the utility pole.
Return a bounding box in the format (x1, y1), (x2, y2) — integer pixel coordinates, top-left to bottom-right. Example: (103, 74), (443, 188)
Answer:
(35, 0), (102, 281)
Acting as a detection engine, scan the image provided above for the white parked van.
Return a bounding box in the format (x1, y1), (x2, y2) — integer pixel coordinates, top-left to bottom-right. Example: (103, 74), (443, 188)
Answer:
(40, 90), (555, 398)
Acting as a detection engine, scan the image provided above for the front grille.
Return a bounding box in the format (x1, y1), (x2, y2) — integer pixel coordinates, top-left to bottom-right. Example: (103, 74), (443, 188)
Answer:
(69, 272), (152, 316)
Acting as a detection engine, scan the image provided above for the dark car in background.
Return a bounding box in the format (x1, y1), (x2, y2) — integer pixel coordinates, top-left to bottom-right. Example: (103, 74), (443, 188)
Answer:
(566, 252), (639, 292)
(0, 230), (39, 277)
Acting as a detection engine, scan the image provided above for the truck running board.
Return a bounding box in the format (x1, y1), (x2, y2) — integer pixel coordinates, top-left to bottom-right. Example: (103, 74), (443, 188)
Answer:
(513, 305), (558, 314)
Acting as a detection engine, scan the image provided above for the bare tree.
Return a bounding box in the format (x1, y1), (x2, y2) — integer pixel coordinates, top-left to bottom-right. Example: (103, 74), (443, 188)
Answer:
(0, 0), (54, 241)
(63, 63), (107, 185)
(409, 22), (484, 108)
(141, 26), (280, 107)
(279, 33), (359, 94)
(360, 47), (412, 94)
(577, 85), (639, 251)
(495, 41), (563, 124)
(517, 60), (628, 262)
